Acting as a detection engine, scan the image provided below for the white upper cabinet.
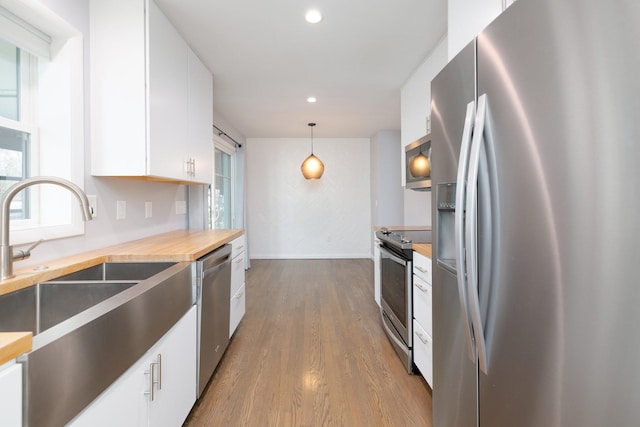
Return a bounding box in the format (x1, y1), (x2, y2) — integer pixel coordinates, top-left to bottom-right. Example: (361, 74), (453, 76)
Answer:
(90, 0), (213, 184)
(187, 48), (214, 184)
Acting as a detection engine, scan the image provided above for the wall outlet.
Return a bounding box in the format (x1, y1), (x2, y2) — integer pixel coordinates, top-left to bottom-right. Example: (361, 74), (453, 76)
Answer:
(145, 201), (153, 218)
(87, 195), (98, 218)
(116, 200), (126, 220)
(175, 200), (187, 215)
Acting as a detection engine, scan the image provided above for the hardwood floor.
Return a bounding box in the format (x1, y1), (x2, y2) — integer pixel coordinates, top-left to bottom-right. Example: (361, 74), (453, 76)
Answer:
(185, 259), (433, 427)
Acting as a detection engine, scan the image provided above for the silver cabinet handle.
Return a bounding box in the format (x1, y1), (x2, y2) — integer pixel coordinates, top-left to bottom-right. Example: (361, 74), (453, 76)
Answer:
(414, 281), (429, 293)
(144, 354), (162, 401)
(235, 257), (244, 264)
(416, 331), (429, 345)
(455, 100), (477, 362)
(234, 290), (244, 300)
(415, 265), (429, 274)
(155, 354), (162, 391)
(145, 360), (157, 401)
(236, 245), (244, 251)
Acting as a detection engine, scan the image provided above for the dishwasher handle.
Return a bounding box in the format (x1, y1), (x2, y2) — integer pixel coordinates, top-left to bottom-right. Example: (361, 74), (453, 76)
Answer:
(203, 258), (230, 279)
(199, 244), (232, 274)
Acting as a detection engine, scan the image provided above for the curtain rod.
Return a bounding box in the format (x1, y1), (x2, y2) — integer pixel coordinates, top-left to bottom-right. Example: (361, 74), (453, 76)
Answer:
(212, 124), (242, 148)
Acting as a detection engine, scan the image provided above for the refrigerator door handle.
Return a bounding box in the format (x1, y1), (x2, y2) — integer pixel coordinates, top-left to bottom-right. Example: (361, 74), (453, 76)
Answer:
(466, 93), (489, 374)
(455, 100), (477, 361)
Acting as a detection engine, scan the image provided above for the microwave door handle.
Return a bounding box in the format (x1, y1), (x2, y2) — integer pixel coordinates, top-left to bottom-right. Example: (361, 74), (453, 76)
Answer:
(455, 100), (477, 362)
(466, 94), (489, 374)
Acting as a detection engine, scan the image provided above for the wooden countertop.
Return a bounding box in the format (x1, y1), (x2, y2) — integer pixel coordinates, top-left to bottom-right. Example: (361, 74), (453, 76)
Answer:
(412, 243), (432, 258)
(0, 228), (243, 365)
(0, 332), (32, 364)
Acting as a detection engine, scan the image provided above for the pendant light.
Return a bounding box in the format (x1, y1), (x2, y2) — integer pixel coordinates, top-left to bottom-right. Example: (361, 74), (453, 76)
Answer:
(301, 122), (324, 179)
(409, 147), (431, 178)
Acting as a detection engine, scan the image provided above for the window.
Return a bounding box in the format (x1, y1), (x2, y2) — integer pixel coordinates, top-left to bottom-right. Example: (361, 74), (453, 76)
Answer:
(1, 38), (35, 220)
(0, 4), (84, 245)
(213, 147), (233, 229)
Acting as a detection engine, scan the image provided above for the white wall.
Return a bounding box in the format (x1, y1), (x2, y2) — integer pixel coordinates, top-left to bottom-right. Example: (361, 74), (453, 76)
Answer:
(370, 130), (403, 228)
(246, 137), (371, 259)
(400, 36), (448, 227)
(16, 0), (189, 268)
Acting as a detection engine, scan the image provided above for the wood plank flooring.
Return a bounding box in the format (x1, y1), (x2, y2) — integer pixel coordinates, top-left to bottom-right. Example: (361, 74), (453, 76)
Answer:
(185, 259), (433, 426)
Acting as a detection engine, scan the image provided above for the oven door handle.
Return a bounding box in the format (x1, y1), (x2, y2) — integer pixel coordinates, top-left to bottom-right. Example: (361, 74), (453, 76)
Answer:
(380, 309), (409, 354)
(379, 245), (408, 266)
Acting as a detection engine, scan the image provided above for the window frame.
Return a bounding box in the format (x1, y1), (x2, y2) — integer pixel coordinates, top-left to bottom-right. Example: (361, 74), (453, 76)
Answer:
(212, 136), (236, 229)
(0, 3), (86, 246)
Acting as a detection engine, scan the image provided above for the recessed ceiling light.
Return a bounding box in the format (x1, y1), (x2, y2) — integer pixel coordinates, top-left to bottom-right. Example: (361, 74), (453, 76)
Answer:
(307, 97), (317, 103)
(305, 10), (323, 24)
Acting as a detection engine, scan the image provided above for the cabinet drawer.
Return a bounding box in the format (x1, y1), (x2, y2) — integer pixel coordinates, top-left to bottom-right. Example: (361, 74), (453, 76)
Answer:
(230, 284), (245, 338)
(230, 236), (245, 259)
(231, 252), (246, 297)
(413, 275), (432, 336)
(413, 252), (432, 283)
(413, 319), (433, 387)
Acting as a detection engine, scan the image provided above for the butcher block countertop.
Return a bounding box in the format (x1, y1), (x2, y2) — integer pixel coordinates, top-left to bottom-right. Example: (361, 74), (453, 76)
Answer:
(412, 243), (432, 258)
(0, 229), (243, 365)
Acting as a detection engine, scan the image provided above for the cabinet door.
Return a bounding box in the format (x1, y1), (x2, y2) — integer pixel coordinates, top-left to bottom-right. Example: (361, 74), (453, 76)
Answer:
(148, 0), (189, 180)
(413, 274), (432, 336)
(230, 284), (246, 337)
(68, 353), (147, 427)
(413, 320), (433, 387)
(187, 48), (213, 184)
(0, 363), (22, 427)
(230, 235), (245, 259)
(413, 252), (432, 283)
(374, 234), (381, 306)
(231, 251), (245, 297)
(70, 307), (196, 427)
(90, 0), (147, 176)
(148, 307), (197, 427)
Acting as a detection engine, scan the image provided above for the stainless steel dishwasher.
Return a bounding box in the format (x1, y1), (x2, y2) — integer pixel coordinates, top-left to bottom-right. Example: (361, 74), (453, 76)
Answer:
(196, 243), (231, 397)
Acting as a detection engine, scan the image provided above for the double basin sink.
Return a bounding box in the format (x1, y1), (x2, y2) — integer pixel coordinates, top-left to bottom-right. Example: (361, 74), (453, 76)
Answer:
(0, 260), (194, 427)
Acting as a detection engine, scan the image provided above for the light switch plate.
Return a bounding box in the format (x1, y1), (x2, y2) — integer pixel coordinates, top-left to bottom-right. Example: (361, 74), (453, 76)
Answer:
(145, 201), (152, 218)
(116, 200), (126, 220)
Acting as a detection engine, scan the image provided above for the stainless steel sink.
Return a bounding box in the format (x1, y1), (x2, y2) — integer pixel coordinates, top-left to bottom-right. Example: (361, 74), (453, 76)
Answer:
(54, 261), (176, 281)
(0, 260), (195, 427)
(0, 262), (175, 335)
(0, 280), (137, 335)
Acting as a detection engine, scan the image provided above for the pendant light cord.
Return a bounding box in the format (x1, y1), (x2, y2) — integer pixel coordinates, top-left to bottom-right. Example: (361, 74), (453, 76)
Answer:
(309, 122), (316, 154)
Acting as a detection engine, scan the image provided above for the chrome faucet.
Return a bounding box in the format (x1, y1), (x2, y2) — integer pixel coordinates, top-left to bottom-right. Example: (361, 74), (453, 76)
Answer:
(0, 176), (93, 280)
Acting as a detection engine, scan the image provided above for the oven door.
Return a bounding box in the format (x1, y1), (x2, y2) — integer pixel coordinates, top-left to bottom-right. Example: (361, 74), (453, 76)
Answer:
(379, 243), (412, 349)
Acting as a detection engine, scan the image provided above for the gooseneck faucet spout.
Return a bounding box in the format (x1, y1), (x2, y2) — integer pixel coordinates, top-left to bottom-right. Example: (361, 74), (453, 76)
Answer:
(0, 176), (93, 280)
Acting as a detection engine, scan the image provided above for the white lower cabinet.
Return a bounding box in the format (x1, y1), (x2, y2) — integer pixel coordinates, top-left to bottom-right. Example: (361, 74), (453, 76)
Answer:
(373, 232), (381, 306)
(413, 251), (433, 387)
(0, 362), (22, 427)
(69, 306), (197, 427)
(413, 319), (433, 386)
(230, 235), (246, 337)
(230, 284), (246, 336)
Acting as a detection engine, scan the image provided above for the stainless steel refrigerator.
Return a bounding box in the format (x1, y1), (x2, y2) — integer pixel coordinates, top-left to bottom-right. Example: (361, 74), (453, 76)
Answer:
(430, 0), (640, 426)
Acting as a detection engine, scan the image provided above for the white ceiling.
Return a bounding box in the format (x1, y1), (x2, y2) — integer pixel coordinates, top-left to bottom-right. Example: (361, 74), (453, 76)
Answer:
(154, 0), (447, 138)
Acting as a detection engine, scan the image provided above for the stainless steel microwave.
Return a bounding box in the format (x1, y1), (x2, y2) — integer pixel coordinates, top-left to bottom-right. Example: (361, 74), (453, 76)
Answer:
(405, 134), (431, 191)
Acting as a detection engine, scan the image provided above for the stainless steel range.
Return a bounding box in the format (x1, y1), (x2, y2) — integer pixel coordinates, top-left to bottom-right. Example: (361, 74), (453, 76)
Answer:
(375, 227), (431, 373)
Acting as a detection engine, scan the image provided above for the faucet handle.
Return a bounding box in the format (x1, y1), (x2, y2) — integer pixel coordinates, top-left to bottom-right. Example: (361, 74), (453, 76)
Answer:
(13, 239), (44, 261)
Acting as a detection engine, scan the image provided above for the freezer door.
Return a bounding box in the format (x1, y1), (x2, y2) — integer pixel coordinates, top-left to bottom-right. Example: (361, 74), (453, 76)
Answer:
(430, 41), (477, 427)
(475, 0), (640, 426)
